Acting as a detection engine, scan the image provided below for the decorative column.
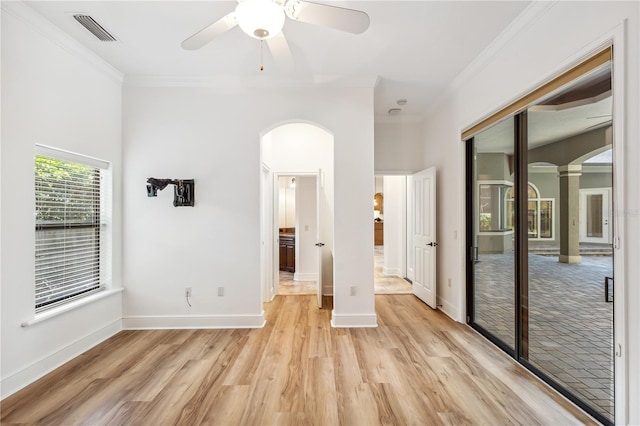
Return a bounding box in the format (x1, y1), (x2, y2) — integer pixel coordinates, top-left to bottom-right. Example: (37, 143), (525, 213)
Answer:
(558, 165), (582, 264)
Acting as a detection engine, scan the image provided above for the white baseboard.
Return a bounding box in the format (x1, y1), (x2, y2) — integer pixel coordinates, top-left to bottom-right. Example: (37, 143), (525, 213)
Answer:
(122, 313), (266, 329)
(437, 297), (459, 321)
(0, 319), (122, 399)
(293, 272), (318, 281)
(382, 267), (402, 277)
(331, 311), (377, 328)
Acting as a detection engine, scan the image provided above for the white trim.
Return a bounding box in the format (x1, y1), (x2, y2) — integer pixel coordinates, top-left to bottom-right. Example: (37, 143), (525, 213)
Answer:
(22, 288), (123, 327)
(609, 21), (628, 425)
(122, 313), (266, 329)
(293, 272), (318, 281)
(1, 2), (123, 84)
(374, 169), (418, 176)
(35, 144), (111, 171)
(437, 296), (458, 320)
(477, 179), (513, 187)
(1, 318), (122, 399)
(579, 188), (612, 244)
(330, 311), (377, 328)
(322, 284), (333, 296)
(382, 267), (402, 277)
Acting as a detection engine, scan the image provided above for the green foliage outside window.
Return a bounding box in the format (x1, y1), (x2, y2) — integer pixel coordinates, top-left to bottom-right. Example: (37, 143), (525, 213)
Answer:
(35, 156), (99, 225)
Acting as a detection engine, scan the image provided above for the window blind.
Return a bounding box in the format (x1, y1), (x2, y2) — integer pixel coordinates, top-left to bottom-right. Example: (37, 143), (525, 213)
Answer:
(35, 153), (109, 312)
(461, 47), (612, 140)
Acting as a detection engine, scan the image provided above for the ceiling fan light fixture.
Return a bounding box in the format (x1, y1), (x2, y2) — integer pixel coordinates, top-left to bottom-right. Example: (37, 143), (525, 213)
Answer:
(235, 0), (285, 40)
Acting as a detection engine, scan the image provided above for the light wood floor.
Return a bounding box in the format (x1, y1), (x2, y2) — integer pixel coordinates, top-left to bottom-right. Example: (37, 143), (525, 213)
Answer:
(279, 271), (316, 295)
(374, 245), (412, 294)
(0, 295), (596, 425)
(278, 246), (410, 296)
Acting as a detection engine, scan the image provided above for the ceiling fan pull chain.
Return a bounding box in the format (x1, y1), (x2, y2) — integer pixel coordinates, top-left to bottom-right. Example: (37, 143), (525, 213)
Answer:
(260, 40), (264, 71)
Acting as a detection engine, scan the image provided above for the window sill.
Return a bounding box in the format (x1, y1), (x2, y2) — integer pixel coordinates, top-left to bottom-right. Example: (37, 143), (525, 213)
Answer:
(21, 288), (124, 327)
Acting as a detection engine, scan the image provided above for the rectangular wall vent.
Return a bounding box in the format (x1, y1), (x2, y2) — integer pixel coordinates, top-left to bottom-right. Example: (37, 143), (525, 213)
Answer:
(73, 14), (117, 42)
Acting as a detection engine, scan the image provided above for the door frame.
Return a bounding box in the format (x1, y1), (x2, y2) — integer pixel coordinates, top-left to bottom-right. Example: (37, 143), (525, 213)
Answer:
(261, 164), (276, 302)
(579, 187), (612, 244)
(266, 171), (321, 300)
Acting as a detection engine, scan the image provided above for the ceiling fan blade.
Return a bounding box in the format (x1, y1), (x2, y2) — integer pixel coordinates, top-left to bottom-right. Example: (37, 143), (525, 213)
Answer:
(267, 32), (294, 72)
(181, 12), (237, 50)
(286, 0), (370, 34)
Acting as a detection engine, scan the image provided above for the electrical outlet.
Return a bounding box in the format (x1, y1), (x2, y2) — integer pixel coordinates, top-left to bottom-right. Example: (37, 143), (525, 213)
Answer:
(350, 286), (357, 296)
(217, 286), (224, 297)
(185, 287), (192, 297)
(448, 278), (452, 288)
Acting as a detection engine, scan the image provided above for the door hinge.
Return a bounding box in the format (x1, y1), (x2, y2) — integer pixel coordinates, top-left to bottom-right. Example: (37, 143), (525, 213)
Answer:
(615, 343), (622, 357)
(614, 236), (620, 249)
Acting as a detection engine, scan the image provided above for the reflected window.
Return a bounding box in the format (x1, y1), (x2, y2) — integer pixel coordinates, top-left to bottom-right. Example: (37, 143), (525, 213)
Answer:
(478, 183), (511, 231)
(505, 184), (553, 239)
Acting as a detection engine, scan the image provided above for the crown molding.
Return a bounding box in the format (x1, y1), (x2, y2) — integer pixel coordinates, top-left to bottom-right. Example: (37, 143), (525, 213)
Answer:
(1, 1), (123, 84)
(124, 73), (379, 90)
(425, 1), (557, 117)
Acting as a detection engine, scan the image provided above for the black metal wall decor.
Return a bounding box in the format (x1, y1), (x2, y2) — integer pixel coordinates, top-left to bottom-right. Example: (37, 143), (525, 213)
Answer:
(146, 178), (195, 207)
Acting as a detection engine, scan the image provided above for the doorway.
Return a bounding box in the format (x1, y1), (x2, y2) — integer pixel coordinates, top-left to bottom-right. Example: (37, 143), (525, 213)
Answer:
(373, 175), (412, 294)
(277, 174), (319, 296)
(580, 187), (612, 244)
(260, 122), (334, 307)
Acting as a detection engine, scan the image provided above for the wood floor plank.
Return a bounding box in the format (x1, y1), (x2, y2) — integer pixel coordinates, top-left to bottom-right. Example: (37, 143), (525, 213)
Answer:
(0, 294), (598, 426)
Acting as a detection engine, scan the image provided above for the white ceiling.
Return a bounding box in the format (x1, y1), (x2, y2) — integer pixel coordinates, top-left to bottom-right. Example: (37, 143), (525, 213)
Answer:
(25, 1), (530, 120)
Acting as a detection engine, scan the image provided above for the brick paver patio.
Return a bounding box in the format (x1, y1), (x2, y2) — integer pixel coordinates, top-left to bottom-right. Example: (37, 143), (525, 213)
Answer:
(473, 253), (614, 422)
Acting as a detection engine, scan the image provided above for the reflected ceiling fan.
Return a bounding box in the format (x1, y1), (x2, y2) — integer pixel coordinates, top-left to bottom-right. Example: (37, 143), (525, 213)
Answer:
(181, 0), (370, 70)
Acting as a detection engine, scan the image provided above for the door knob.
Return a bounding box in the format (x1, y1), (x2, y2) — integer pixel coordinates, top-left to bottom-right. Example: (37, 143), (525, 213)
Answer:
(427, 242), (439, 247)
(315, 242), (325, 247)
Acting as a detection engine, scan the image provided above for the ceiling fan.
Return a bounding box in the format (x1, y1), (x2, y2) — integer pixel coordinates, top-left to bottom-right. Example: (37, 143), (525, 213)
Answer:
(181, 0), (370, 70)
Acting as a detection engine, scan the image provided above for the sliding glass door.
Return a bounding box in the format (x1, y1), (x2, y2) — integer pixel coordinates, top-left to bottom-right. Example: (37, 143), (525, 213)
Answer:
(468, 118), (516, 352)
(466, 59), (614, 425)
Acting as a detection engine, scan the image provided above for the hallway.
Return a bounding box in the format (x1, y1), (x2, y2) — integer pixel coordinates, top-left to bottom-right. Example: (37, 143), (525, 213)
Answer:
(374, 246), (412, 294)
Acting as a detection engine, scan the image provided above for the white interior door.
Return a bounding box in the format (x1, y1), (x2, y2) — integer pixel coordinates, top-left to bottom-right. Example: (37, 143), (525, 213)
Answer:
(316, 170), (323, 308)
(580, 188), (612, 244)
(412, 167), (437, 308)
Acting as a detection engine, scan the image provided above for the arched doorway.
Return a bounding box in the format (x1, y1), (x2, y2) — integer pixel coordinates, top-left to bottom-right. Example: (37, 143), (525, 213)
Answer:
(260, 122), (334, 308)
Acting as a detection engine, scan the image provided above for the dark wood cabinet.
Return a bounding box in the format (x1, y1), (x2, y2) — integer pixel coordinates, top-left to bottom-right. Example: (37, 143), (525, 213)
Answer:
(279, 234), (295, 272)
(374, 222), (384, 245)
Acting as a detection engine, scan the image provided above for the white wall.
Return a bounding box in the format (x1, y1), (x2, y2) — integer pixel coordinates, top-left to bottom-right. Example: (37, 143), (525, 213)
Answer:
(122, 87), (376, 328)
(263, 122), (334, 294)
(382, 176), (406, 277)
(0, 3), (123, 398)
(375, 120), (425, 173)
(421, 2), (639, 423)
(295, 176), (318, 281)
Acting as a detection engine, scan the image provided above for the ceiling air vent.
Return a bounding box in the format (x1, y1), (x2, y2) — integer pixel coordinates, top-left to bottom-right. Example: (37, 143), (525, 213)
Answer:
(73, 14), (117, 42)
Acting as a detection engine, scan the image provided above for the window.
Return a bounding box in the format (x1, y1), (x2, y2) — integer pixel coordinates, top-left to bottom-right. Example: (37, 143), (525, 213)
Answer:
(505, 184), (553, 239)
(478, 182), (511, 232)
(35, 147), (111, 312)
